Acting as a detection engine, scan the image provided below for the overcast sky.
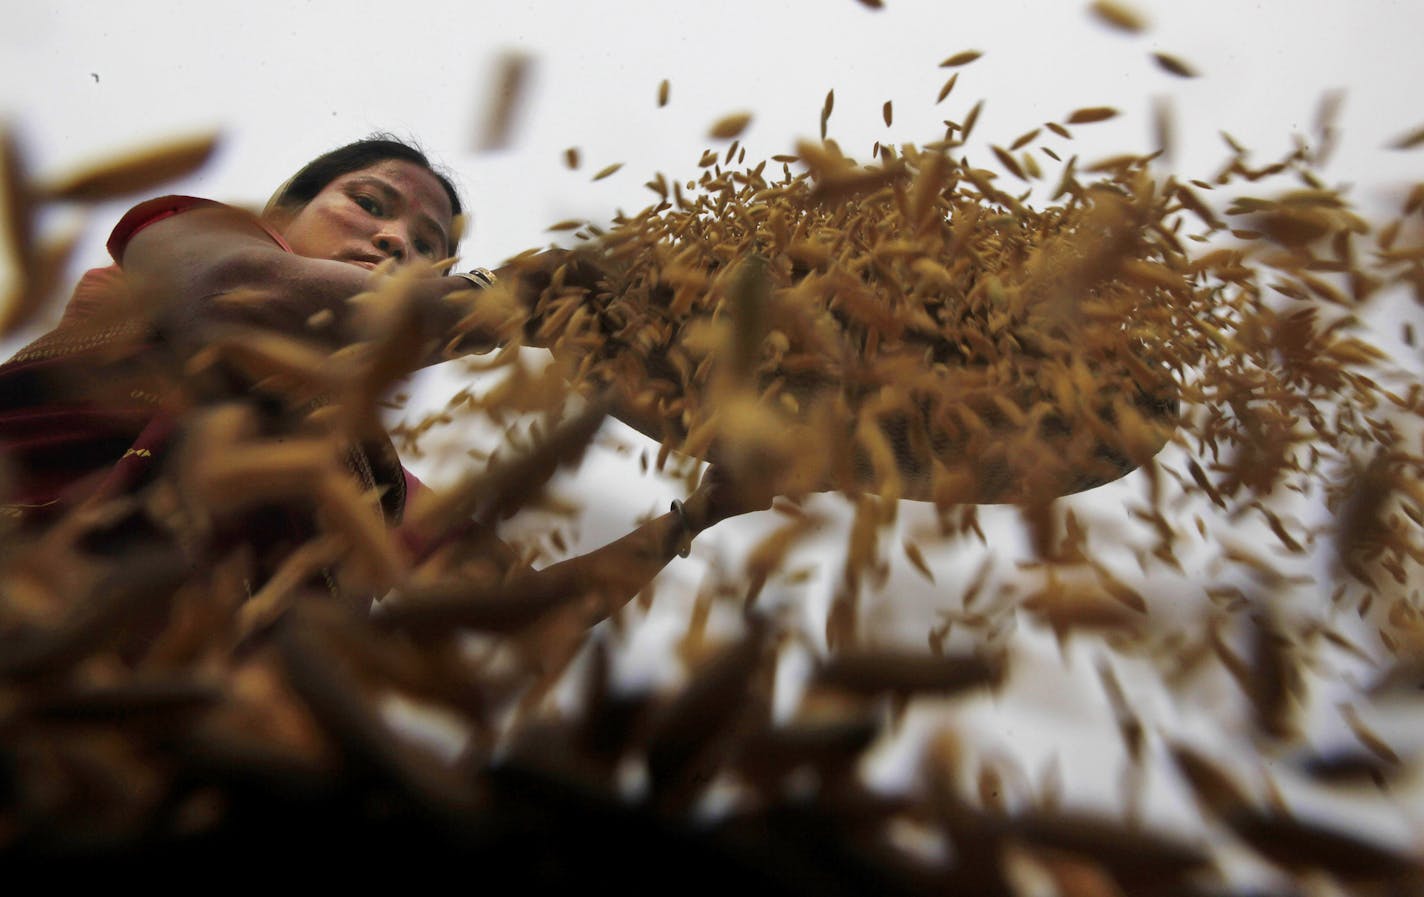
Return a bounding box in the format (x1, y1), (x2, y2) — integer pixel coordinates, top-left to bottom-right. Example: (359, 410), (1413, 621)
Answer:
(3, 0), (1423, 843)
(4, 0), (1420, 268)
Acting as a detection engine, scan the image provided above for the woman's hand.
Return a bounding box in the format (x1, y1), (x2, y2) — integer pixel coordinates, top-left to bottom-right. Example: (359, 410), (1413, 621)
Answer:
(679, 463), (777, 536)
(494, 248), (611, 350)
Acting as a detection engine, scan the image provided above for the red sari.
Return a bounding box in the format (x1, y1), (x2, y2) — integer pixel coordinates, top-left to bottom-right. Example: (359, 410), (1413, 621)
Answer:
(0, 196), (414, 534)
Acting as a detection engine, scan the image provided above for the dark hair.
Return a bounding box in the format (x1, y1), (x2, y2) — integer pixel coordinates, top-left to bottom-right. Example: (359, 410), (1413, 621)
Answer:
(270, 134), (463, 250)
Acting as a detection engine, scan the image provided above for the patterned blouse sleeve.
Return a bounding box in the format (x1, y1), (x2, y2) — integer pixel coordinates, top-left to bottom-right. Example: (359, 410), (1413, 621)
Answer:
(106, 195), (292, 264)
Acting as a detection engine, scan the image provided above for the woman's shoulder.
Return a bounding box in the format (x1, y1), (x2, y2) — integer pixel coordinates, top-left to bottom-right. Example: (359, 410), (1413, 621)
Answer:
(108, 195), (291, 264)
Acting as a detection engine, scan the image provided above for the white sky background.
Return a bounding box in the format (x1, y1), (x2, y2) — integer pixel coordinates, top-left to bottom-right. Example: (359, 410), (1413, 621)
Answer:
(4, 0), (1424, 870)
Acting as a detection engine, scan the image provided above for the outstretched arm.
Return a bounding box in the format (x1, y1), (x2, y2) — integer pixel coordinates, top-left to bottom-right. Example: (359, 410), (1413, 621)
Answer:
(505, 463), (772, 616)
(120, 204), (512, 362)
(391, 463), (772, 633)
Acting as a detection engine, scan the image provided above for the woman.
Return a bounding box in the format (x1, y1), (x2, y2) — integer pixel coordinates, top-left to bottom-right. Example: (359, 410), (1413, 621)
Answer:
(0, 135), (761, 617)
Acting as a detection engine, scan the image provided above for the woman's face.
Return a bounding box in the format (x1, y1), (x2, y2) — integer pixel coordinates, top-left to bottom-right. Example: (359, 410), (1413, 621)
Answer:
(273, 159), (454, 270)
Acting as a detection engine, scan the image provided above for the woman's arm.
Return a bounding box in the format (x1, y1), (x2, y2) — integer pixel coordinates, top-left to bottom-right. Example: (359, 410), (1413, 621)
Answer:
(120, 204), (503, 362)
(388, 465), (772, 634)
(481, 465), (768, 620)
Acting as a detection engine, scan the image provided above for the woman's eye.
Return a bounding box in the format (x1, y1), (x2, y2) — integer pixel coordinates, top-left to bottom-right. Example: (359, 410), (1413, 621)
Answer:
(415, 240), (435, 258)
(354, 195), (382, 215)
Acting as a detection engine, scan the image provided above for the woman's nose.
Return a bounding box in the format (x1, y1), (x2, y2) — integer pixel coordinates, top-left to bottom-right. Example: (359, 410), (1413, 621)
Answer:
(374, 231), (407, 261)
